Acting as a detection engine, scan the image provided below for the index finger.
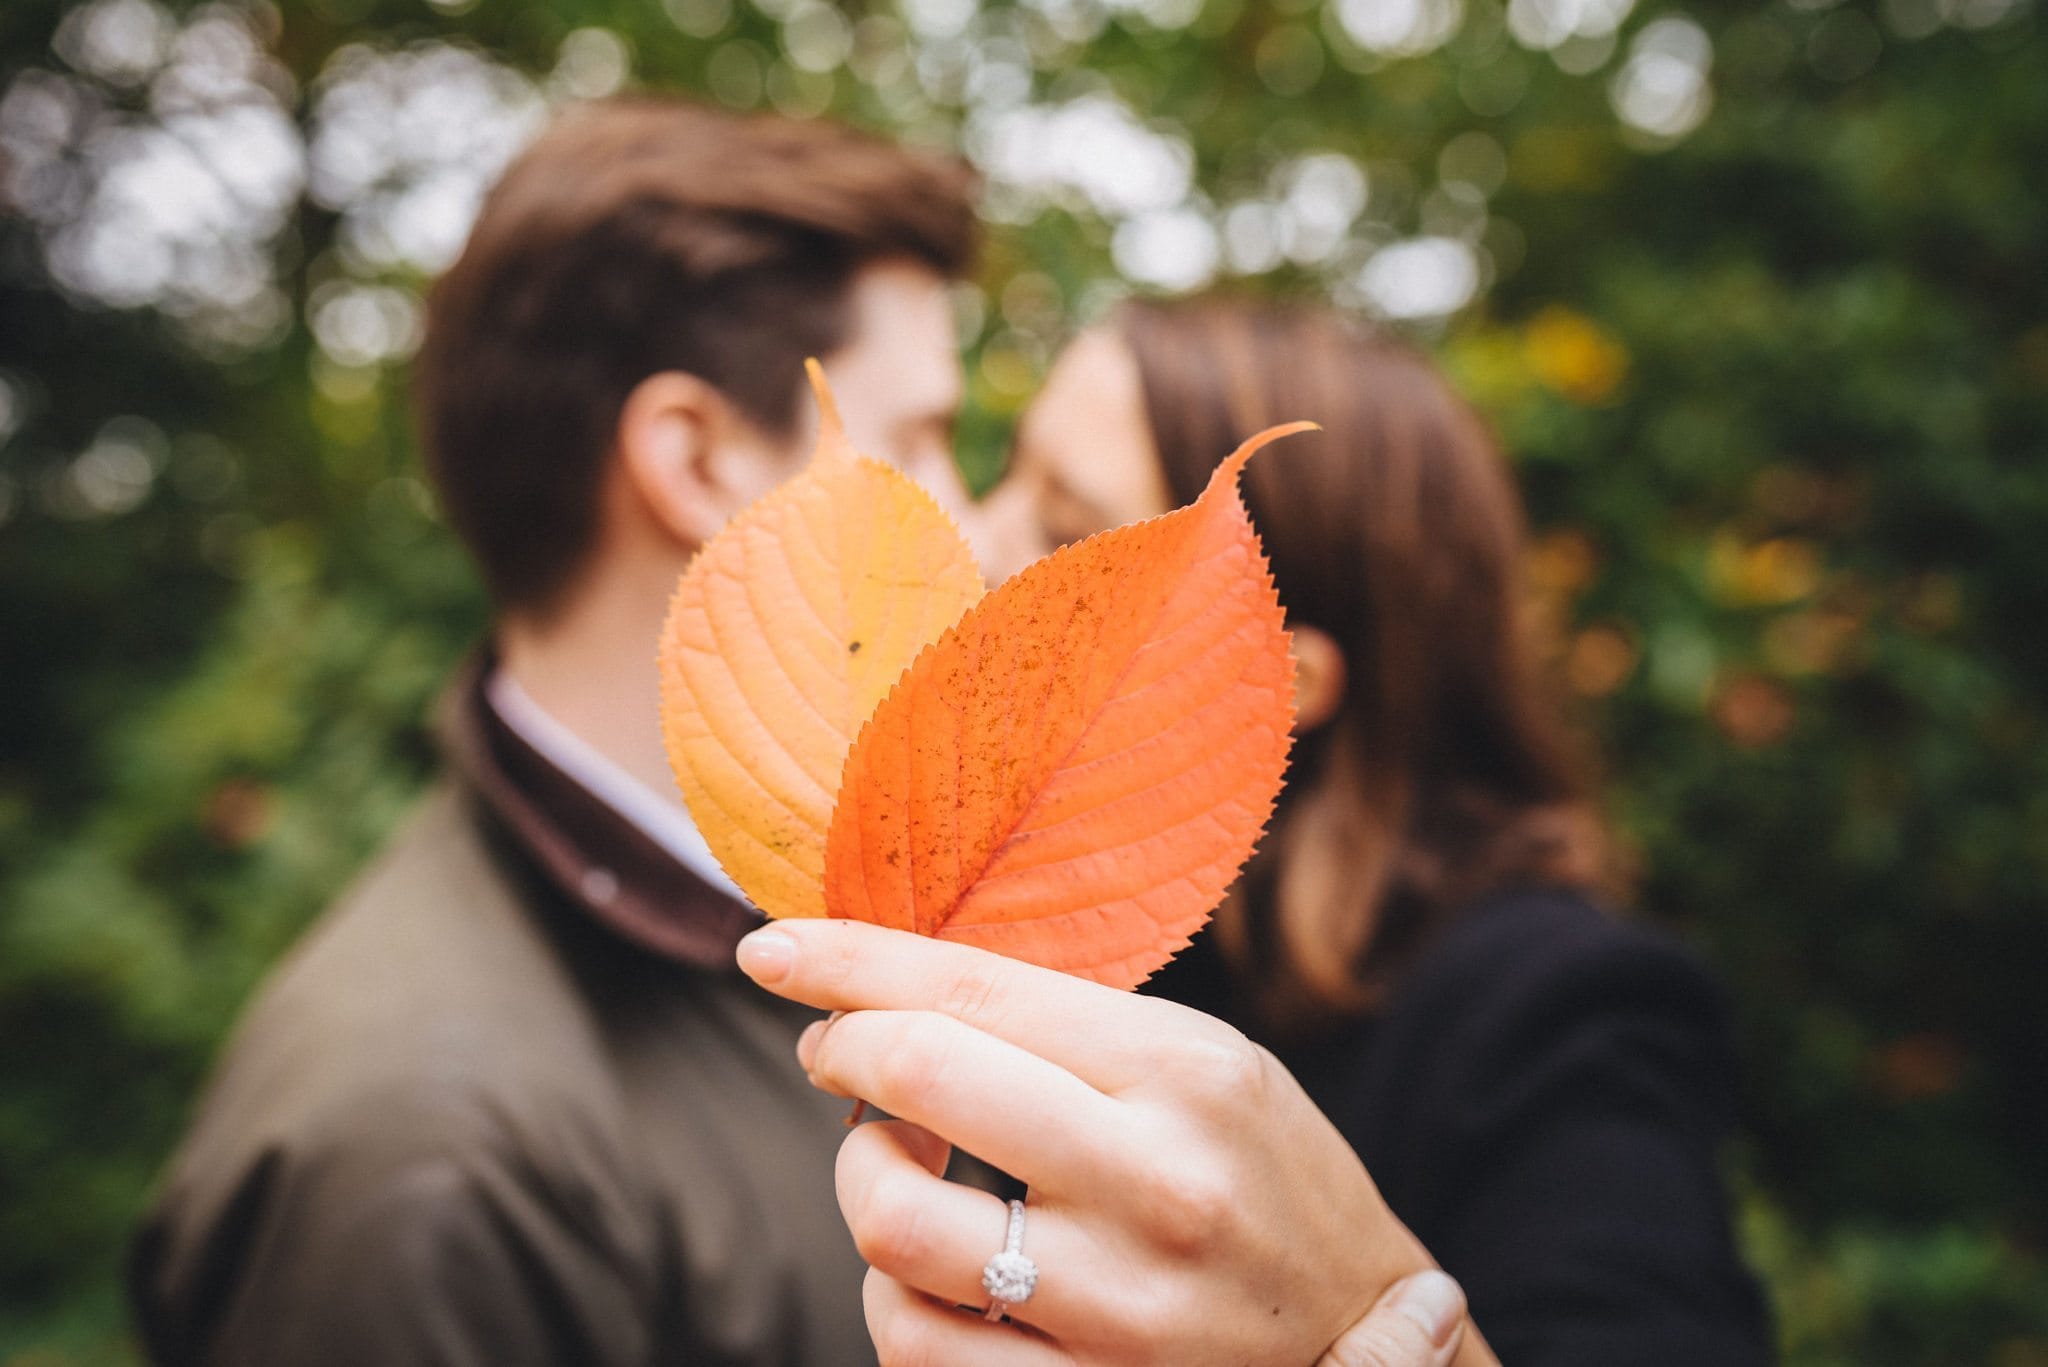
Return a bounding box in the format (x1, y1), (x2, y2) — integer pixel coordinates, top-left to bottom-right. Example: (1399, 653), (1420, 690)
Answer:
(737, 919), (1207, 1093)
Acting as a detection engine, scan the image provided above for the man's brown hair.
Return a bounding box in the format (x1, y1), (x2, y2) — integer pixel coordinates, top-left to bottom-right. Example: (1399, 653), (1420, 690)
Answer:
(414, 99), (978, 611)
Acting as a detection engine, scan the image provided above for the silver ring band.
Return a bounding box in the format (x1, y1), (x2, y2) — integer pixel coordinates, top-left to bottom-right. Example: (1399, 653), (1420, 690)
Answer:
(980, 1198), (1039, 1322)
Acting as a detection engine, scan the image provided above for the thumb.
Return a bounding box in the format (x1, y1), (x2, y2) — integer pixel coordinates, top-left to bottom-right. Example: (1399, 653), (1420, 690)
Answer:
(1321, 1270), (1468, 1367)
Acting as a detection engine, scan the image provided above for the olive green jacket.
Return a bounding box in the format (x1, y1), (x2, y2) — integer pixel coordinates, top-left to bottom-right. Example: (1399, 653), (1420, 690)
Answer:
(130, 661), (876, 1365)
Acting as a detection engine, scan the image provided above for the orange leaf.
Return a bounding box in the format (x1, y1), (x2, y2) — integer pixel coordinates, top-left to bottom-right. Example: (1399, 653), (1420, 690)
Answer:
(658, 362), (984, 919)
(822, 423), (1313, 988)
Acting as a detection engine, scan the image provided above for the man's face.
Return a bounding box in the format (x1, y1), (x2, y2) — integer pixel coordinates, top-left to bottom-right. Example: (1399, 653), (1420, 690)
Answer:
(628, 258), (980, 575)
(813, 259), (973, 527)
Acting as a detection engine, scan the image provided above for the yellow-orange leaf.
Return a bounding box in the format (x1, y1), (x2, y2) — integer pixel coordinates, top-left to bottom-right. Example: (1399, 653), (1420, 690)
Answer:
(822, 423), (1313, 989)
(658, 362), (984, 919)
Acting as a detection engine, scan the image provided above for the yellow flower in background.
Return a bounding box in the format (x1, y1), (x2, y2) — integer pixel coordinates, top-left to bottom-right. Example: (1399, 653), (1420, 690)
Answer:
(1524, 306), (1630, 405)
(1708, 534), (1824, 607)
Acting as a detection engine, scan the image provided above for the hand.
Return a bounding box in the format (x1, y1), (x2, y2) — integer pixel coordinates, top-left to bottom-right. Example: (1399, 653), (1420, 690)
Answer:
(736, 920), (1494, 1367)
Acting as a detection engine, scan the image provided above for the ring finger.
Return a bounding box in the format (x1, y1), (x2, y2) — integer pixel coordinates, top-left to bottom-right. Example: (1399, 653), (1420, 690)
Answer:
(839, 1120), (1114, 1339)
(864, 1270), (1075, 1367)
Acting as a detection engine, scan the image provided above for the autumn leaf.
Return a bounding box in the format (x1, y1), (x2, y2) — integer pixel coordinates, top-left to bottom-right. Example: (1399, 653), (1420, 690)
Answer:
(822, 423), (1312, 989)
(657, 361), (984, 919)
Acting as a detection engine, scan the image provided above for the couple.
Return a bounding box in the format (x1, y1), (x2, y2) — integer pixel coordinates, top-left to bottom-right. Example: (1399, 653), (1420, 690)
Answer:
(130, 99), (1770, 1366)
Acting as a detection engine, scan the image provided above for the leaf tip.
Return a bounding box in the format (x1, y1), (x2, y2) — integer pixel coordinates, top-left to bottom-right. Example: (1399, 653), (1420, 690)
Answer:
(1209, 420), (1320, 494)
(804, 358), (850, 459)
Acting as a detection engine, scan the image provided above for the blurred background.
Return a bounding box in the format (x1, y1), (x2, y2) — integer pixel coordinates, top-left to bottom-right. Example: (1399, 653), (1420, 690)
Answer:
(0, 0), (2042, 1362)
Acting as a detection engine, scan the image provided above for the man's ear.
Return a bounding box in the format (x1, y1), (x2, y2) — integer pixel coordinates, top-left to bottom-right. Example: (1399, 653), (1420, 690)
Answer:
(615, 371), (792, 548)
(1290, 624), (1348, 734)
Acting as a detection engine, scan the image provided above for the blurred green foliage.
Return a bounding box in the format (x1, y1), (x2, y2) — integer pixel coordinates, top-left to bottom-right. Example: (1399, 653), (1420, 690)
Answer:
(2, 0), (2044, 1363)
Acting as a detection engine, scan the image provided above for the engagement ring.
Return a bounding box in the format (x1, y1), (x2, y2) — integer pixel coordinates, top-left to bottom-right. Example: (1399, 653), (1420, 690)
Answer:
(981, 1198), (1039, 1322)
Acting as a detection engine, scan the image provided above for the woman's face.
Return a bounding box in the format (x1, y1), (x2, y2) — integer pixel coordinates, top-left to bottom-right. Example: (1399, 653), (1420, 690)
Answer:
(973, 322), (1351, 734)
(975, 328), (1173, 581)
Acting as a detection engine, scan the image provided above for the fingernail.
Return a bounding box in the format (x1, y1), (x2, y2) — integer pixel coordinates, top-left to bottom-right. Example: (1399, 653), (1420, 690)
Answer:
(1389, 1271), (1465, 1347)
(797, 1019), (826, 1070)
(798, 1010), (847, 1071)
(736, 928), (797, 984)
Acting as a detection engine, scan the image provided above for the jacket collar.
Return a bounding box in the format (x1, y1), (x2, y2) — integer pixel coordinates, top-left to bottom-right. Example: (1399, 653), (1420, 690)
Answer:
(437, 648), (761, 972)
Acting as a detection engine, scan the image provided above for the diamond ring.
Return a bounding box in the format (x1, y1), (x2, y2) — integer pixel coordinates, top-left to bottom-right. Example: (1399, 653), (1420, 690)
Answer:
(981, 1198), (1039, 1322)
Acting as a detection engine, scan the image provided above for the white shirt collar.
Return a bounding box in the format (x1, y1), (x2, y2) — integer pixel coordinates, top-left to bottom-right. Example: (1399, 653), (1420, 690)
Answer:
(483, 670), (749, 908)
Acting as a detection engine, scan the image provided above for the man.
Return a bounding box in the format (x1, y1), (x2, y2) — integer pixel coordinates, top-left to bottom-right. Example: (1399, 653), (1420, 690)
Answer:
(130, 98), (979, 1366)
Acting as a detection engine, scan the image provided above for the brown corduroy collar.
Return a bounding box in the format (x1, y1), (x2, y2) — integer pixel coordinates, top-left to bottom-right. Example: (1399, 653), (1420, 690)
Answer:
(436, 648), (762, 972)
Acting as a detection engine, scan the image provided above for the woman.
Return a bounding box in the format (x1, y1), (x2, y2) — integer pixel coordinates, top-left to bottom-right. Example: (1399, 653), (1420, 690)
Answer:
(737, 298), (1770, 1365)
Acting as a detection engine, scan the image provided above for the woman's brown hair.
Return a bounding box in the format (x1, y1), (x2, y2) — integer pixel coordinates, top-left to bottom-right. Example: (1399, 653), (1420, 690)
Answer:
(1115, 297), (1607, 1030)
